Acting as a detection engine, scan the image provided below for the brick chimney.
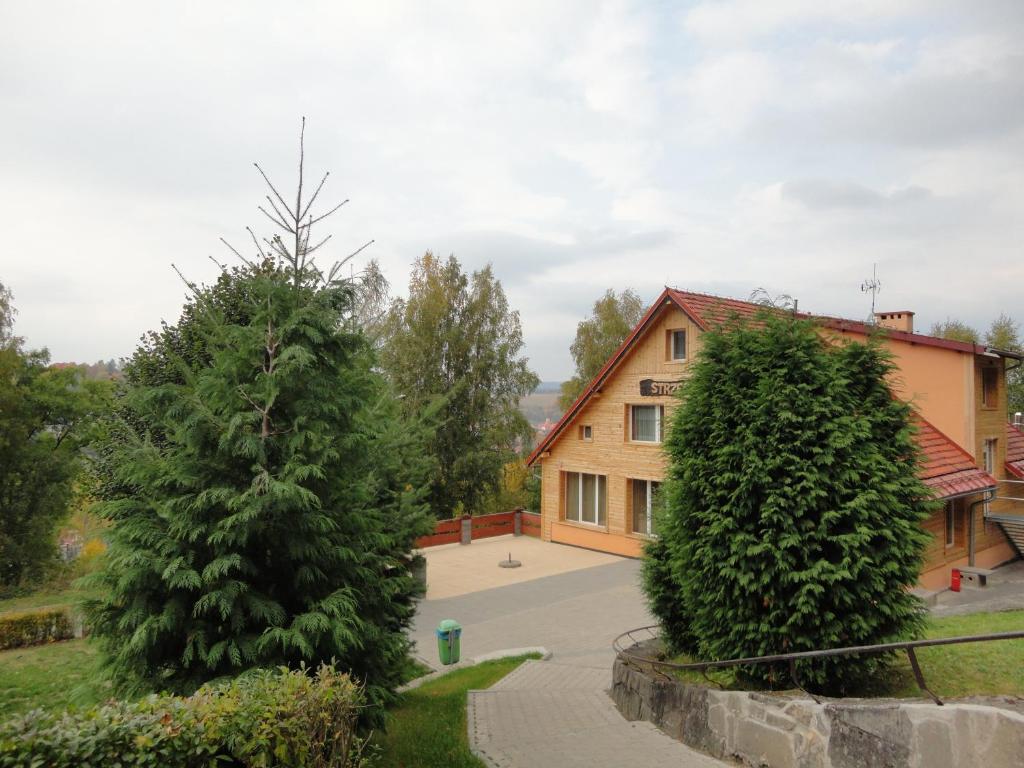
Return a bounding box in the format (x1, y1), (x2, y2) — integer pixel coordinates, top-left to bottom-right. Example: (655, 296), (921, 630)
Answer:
(874, 311), (914, 333)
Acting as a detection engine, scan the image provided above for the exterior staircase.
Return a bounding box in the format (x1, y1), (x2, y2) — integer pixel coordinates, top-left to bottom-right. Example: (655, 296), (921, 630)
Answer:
(988, 514), (1024, 558)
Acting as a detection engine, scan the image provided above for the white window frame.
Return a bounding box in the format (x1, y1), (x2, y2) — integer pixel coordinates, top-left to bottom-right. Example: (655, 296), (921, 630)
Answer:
(630, 404), (663, 444)
(564, 471), (606, 527)
(580, 424), (593, 441)
(983, 438), (996, 516)
(670, 329), (687, 361)
(631, 479), (659, 537)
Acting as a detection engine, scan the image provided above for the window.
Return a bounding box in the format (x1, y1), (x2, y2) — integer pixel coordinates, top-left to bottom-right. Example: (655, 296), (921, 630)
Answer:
(670, 329), (687, 361)
(944, 501), (956, 547)
(982, 367), (998, 408)
(983, 439), (997, 515)
(631, 479), (660, 537)
(579, 425), (593, 441)
(630, 405), (663, 443)
(564, 472), (607, 526)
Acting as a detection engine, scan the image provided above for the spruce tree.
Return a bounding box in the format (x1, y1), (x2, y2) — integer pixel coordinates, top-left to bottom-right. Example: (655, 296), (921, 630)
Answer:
(644, 313), (932, 694)
(88, 125), (433, 720)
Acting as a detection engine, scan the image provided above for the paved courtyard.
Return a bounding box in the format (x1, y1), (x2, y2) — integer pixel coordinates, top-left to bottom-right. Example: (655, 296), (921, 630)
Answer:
(932, 559), (1024, 616)
(419, 535), (625, 600)
(411, 536), (728, 767)
(411, 538), (1023, 767)
(412, 537), (650, 668)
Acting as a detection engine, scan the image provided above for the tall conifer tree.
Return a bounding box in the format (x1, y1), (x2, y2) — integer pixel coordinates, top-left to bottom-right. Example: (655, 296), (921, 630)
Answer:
(88, 123), (432, 719)
(644, 313), (932, 693)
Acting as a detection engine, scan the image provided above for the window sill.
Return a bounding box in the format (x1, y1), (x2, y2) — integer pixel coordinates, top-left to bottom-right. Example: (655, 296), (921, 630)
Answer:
(560, 519), (608, 532)
(628, 440), (662, 446)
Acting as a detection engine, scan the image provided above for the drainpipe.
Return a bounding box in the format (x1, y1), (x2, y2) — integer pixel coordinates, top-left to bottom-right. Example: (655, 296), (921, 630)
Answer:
(968, 489), (996, 568)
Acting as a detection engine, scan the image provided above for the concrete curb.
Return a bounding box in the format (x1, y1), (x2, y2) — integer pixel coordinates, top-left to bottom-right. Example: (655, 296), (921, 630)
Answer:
(397, 646), (551, 693)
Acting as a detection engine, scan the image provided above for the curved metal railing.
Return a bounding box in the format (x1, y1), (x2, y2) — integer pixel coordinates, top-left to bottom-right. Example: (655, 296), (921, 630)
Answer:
(613, 625), (1024, 705)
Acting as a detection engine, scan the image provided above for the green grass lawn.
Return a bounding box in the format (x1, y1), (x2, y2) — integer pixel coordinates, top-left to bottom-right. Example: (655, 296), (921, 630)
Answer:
(0, 639), (110, 718)
(372, 654), (540, 768)
(0, 584), (102, 616)
(673, 609), (1024, 700)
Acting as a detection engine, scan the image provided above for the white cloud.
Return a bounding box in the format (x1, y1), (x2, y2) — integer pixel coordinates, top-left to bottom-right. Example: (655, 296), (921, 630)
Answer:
(0, 0), (1022, 379)
(682, 0), (930, 46)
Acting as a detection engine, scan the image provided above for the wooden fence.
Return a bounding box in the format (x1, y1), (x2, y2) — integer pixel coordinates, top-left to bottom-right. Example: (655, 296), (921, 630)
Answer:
(415, 509), (541, 548)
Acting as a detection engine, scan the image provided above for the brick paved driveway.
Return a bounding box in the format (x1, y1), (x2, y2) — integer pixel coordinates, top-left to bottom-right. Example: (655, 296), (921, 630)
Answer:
(409, 547), (728, 767)
(411, 553), (650, 669)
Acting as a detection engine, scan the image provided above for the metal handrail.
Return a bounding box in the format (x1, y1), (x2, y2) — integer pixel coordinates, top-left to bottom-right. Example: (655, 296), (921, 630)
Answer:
(612, 625), (1024, 706)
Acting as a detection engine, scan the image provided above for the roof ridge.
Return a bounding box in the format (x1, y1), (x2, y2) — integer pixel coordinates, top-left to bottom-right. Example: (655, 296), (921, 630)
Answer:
(667, 286), (1002, 354)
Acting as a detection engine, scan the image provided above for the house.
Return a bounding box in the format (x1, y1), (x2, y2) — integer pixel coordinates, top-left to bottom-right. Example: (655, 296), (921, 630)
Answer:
(526, 288), (1023, 589)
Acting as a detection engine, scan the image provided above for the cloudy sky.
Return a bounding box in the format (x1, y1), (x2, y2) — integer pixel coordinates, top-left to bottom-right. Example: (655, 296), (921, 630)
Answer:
(2, 1), (1022, 379)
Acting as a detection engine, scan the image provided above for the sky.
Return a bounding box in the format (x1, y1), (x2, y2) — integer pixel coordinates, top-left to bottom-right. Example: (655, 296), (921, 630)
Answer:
(1, 1), (1022, 380)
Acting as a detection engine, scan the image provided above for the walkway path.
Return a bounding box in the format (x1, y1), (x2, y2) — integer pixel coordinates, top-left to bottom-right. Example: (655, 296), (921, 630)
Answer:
(410, 547), (729, 767)
(467, 659), (726, 768)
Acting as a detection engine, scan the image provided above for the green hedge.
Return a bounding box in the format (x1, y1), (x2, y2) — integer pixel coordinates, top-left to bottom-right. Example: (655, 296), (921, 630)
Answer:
(0, 608), (74, 650)
(0, 664), (365, 767)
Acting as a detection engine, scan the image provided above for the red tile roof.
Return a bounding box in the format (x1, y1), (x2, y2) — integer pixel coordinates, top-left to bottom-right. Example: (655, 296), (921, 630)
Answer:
(914, 416), (997, 498)
(1007, 422), (1024, 479)
(527, 286), (1018, 469)
(666, 288), (1012, 357)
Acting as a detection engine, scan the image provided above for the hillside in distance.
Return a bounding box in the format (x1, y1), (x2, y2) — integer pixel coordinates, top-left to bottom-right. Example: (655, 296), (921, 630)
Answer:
(520, 381), (563, 426)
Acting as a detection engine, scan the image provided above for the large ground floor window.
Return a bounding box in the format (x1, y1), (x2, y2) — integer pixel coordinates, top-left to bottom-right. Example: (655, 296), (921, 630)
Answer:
(565, 471), (607, 526)
(630, 479), (660, 537)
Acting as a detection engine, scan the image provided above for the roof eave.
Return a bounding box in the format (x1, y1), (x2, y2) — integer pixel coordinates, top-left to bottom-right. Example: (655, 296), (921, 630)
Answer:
(526, 288), (681, 466)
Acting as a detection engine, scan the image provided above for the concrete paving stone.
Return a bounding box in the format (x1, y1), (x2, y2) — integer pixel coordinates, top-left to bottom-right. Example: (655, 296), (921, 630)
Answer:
(411, 558), (652, 670)
(410, 549), (735, 766)
(931, 560), (1024, 617)
(419, 535), (625, 600)
(468, 660), (729, 767)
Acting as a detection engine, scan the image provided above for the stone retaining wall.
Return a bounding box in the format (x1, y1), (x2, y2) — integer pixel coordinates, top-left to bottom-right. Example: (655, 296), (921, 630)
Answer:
(611, 650), (1024, 768)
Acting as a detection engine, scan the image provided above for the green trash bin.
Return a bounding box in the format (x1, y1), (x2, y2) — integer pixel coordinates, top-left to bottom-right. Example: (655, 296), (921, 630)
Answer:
(436, 619), (462, 666)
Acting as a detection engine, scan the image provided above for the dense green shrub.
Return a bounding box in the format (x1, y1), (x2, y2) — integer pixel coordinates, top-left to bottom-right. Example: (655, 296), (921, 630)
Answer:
(0, 608), (74, 650)
(0, 664), (365, 768)
(645, 314), (933, 694)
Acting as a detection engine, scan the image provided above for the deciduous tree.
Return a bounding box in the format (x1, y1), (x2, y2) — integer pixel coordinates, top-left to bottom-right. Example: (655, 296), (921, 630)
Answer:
(380, 253), (538, 518)
(0, 287), (112, 591)
(559, 289), (645, 410)
(986, 314), (1023, 416)
(929, 318), (979, 344)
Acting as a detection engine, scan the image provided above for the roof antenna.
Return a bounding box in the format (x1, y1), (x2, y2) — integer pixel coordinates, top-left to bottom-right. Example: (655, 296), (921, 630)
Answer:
(861, 263), (882, 321)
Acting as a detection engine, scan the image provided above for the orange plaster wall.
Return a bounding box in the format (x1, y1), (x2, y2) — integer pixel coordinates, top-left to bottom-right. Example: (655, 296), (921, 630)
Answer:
(550, 521), (645, 558)
(918, 540), (1017, 591)
(826, 328), (973, 454)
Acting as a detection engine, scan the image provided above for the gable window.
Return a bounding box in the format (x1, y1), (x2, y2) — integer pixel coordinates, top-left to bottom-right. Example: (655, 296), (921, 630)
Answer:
(564, 471), (607, 526)
(579, 424), (593, 441)
(631, 479), (660, 537)
(630, 405), (664, 443)
(670, 329), (687, 361)
(982, 367), (998, 408)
